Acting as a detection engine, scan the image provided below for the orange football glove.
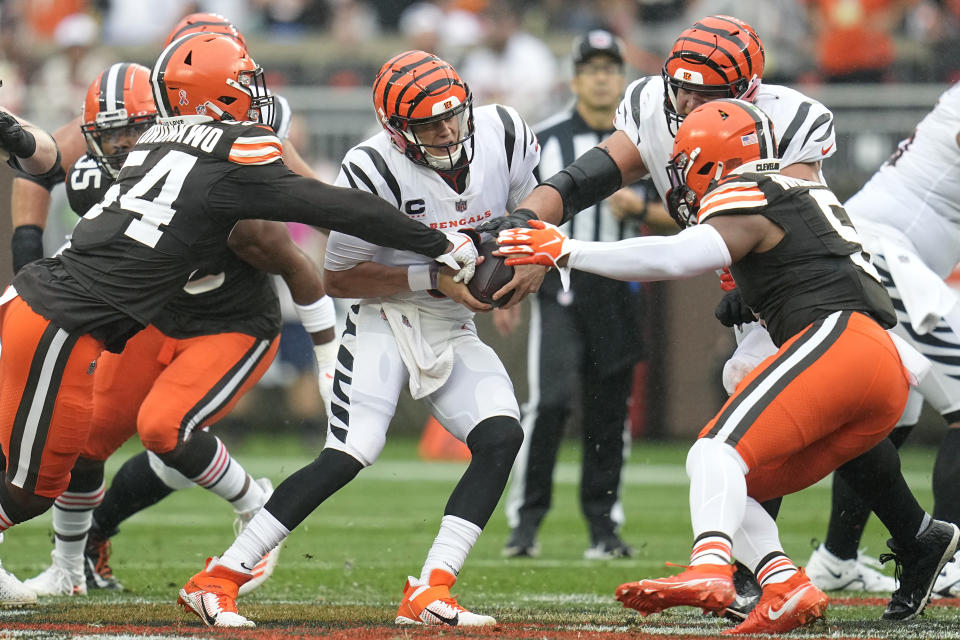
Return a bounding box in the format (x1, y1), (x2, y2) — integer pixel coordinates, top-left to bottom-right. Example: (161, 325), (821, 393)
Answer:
(719, 267), (737, 292)
(497, 219), (571, 268)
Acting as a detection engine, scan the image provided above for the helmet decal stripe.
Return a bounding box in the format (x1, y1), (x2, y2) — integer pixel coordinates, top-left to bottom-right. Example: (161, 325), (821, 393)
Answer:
(151, 37), (188, 117)
(106, 63), (130, 113)
(405, 77), (465, 114)
(736, 101), (774, 159)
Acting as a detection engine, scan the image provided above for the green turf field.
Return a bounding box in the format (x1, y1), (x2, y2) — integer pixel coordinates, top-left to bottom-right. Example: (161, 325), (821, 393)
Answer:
(3, 435), (958, 639)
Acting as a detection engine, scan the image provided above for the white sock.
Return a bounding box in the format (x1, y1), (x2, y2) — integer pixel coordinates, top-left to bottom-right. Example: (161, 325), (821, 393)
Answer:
(686, 439), (747, 540)
(690, 532), (733, 566)
(732, 497), (787, 572)
(420, 515), (481, 583)
(190, 437), (263, 511)
(53, 484), (104, 569)
(755, 553), (798, 586)
(220, 508), (289, 574)
(0, 502), (14, 532)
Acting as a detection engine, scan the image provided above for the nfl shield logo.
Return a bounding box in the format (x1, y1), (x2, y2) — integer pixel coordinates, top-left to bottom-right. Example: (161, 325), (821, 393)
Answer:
(455, 199), (467, 212)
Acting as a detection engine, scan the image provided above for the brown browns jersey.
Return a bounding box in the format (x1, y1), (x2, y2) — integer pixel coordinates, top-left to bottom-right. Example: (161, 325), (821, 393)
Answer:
(15, 115), (449, 351)
(66, 151), (280, 340)
(699, 172), (896, 346)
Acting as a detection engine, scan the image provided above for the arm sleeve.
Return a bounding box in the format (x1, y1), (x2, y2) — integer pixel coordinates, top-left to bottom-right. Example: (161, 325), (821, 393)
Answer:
(566, 223), (732, 282)
(209, 162), (449, 259)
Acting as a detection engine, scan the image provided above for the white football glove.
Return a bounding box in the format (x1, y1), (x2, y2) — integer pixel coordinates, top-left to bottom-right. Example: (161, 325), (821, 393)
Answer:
(436, 230), (478, 284)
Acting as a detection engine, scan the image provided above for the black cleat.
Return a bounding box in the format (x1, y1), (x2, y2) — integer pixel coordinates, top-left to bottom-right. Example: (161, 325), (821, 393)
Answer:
(880, 519), (959, 621)
(84, 534), (124, 591)
(723, 560), (762, 622)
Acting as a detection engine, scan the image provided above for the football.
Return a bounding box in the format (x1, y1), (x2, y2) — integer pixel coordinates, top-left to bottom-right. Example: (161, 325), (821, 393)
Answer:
(467, 232), (514, 307)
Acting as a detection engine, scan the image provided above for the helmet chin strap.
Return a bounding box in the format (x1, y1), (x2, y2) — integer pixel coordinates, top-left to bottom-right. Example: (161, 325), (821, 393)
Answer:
(424, 144), (462, 170)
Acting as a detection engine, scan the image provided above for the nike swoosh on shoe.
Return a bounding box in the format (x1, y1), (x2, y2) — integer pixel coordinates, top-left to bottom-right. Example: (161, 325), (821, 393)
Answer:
(424, 605), (459, 626)
(769, 585), (813, 621)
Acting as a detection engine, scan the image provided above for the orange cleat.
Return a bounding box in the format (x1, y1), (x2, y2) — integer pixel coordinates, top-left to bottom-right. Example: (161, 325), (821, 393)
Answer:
(395, 568), (495, 626)
(724, 568), (828, 635)
(615, 563), (735, 616)
(177, 557), (254, 628)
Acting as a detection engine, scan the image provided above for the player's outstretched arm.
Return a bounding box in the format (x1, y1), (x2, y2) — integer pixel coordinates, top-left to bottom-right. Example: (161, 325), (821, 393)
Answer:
(218, 167), (474, 273)
(0, 111), (59, 177)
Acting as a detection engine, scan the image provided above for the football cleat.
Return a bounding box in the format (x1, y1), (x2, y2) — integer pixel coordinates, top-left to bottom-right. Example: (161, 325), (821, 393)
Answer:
(84, 533), (123, 591)
(806, 544), (895, 592)
(395, 568), (496, 626)
(24, 550), (86, 596)
(934, 551), (960, 597)
(233, 478), (281, 597)
(722, 561), (762, 622)
(178, 557), (254, 628)
(0, 560), (37, 606)
(724, 568), (828, 635)
(615, 563), (735, 616)
(881, 519), (960, 620)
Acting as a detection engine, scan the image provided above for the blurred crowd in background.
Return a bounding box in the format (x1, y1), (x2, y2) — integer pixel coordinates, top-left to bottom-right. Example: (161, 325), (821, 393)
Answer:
(4, 0), (960, 132)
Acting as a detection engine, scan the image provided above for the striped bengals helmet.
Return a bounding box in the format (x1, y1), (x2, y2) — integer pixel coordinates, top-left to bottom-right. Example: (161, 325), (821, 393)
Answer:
(151, 32), (273, 125)
(372, 50), (475, 170)
(665, 99), (779, 227)
(81, 63), (158, 179)
(165, 12), (246, 50)
(662, 15), (765, 135)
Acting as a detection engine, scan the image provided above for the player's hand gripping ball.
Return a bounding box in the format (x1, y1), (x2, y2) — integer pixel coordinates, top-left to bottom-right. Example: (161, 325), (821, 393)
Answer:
(467, 232), (514, 307)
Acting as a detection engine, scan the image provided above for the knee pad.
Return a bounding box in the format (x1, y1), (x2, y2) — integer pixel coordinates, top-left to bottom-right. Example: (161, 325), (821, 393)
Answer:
(686, 438), (748, 477)
(147, 451), (196, 490)
(137, 413), (179, 455)
(467, 415), (523, 459)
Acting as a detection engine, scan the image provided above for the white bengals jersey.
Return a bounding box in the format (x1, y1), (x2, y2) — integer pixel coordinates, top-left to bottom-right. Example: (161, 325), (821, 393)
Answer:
(325, 103), (540, 318)
(613, 76), (837, 203)
(844, 83), (960, 278)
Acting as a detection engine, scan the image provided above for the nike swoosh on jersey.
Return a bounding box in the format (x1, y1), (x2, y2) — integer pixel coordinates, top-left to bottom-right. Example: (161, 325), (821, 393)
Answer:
(821, 143), (834, 155)
(768, 585), (814, 620)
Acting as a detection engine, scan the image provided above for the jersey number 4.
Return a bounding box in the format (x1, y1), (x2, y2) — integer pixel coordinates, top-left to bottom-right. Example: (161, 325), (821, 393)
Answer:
(83, 149), (197, 248)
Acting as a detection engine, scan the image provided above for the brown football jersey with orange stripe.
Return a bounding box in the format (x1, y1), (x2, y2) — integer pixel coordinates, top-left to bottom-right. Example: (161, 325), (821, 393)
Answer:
(14, 115), (448, 351)
(699, 172), (896, 346)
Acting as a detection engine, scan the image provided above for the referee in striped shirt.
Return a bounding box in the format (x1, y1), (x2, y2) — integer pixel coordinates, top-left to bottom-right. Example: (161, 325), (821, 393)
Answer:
(503, 30), (652, 559)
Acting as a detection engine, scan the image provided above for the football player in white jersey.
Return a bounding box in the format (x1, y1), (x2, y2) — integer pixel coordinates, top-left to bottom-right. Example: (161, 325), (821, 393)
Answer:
(177, 51), (537, 628)
(805, 82), (960, 596)
(481, 15), (835, 303)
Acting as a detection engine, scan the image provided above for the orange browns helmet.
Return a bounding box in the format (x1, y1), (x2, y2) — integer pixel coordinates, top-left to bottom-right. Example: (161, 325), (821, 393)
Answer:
(662, 15), (765, 135)
(165, 12), (246, 49)
(372, 50), (475, 170)
(81, 63), (158, 179)
(665, 98), (779, 228)
(151, 32), (273, 125)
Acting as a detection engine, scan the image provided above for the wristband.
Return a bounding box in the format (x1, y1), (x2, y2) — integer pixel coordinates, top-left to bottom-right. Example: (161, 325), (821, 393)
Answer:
(407, 263), (440, 291)
(294, 295), (336, 333)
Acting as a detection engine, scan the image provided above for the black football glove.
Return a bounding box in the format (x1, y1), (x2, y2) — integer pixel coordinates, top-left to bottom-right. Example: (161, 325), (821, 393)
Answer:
(715, 288), (756, 327)
(0, 112), (36, 158)
(475, 208), (538, 234)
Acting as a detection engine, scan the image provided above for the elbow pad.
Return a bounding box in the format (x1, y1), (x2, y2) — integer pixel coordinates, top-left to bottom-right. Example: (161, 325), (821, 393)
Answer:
(12, 225), (43, 274)
(541, 146), (622, 224)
